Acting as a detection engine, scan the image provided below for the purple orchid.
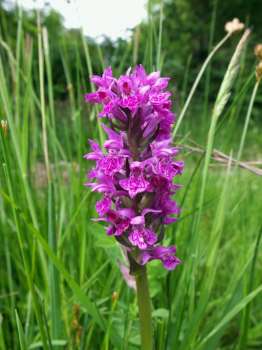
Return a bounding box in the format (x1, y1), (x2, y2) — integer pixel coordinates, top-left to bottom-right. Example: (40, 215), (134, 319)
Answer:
(140, 246), (181, 270)
(84, 65), (183, 271)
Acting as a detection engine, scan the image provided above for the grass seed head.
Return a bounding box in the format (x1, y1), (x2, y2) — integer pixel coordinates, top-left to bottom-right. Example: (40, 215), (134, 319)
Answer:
(225, 18), (245, 34)
(254, 44), (262, 60)
(0, 120), (8, 136)
(256, 61), (262, 81)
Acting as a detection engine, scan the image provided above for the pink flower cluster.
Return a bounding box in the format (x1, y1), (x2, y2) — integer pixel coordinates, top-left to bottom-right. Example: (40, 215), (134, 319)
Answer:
(84, 65), (183, 270)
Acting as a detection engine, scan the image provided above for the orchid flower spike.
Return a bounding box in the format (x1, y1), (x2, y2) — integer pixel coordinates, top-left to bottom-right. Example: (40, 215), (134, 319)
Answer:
(84, 65), (183, 271)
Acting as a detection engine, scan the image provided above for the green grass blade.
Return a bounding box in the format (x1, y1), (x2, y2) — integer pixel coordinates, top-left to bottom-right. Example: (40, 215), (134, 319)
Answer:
(238, 225), (262, 350)
(48, 182), (62, 341)
(0, 189), (105, 331)
(173, 32), (231, 137)
(194, 29), (251, 251)
(15, 310), (27, 350)
(0, 314), (7, 350)
(237, 80), (260, 161)
(197, 284), (262, 349)
(156, 0), (164, 71)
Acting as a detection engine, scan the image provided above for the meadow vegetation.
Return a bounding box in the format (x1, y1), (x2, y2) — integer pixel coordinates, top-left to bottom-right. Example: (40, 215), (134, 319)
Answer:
(0, 1), (261, 349)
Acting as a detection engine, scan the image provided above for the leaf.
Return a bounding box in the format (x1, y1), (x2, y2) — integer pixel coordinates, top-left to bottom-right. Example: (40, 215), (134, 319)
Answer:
(197, 284), (262, 348)
(0, 190), (105, 331)
(29, 340), (67, 349)
(152, 308), (169, 319)
(15, 310), (27, 350)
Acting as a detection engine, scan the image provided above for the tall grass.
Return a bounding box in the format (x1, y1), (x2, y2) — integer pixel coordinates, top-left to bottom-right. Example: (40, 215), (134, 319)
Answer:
(0, 2), (261, 349)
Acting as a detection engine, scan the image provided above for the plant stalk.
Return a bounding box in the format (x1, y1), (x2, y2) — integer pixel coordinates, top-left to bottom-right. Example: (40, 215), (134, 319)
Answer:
(237, 79), (260, 162)
(135, 265), (153, 350)
(173, 32), (231, 138)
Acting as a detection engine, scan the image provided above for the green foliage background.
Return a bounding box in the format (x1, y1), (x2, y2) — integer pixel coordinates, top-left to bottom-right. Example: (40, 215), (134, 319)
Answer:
(0, 1), (261, 349)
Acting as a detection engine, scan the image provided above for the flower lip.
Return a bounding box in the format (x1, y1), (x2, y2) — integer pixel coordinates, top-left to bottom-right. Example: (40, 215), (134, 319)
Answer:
(128, 227), (157, 250)
(140, 245), (181, 270)
(96, 197), (112, 217)
(119, 167), (150, 198)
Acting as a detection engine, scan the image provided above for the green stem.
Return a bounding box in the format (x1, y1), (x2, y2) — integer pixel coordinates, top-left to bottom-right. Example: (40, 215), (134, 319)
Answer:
(135, 265), (154, 350)
(173, 32), (231, 138)
(237, 79), (260, 162)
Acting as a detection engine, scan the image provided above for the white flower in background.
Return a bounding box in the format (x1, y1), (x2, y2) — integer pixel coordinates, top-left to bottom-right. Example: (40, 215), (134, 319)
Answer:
(225, 18), (245, 34)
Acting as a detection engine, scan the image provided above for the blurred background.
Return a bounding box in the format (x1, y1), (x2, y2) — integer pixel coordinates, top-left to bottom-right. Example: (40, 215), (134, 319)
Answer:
(0, 1), (261, 349)
(1, 0), (262, 131)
